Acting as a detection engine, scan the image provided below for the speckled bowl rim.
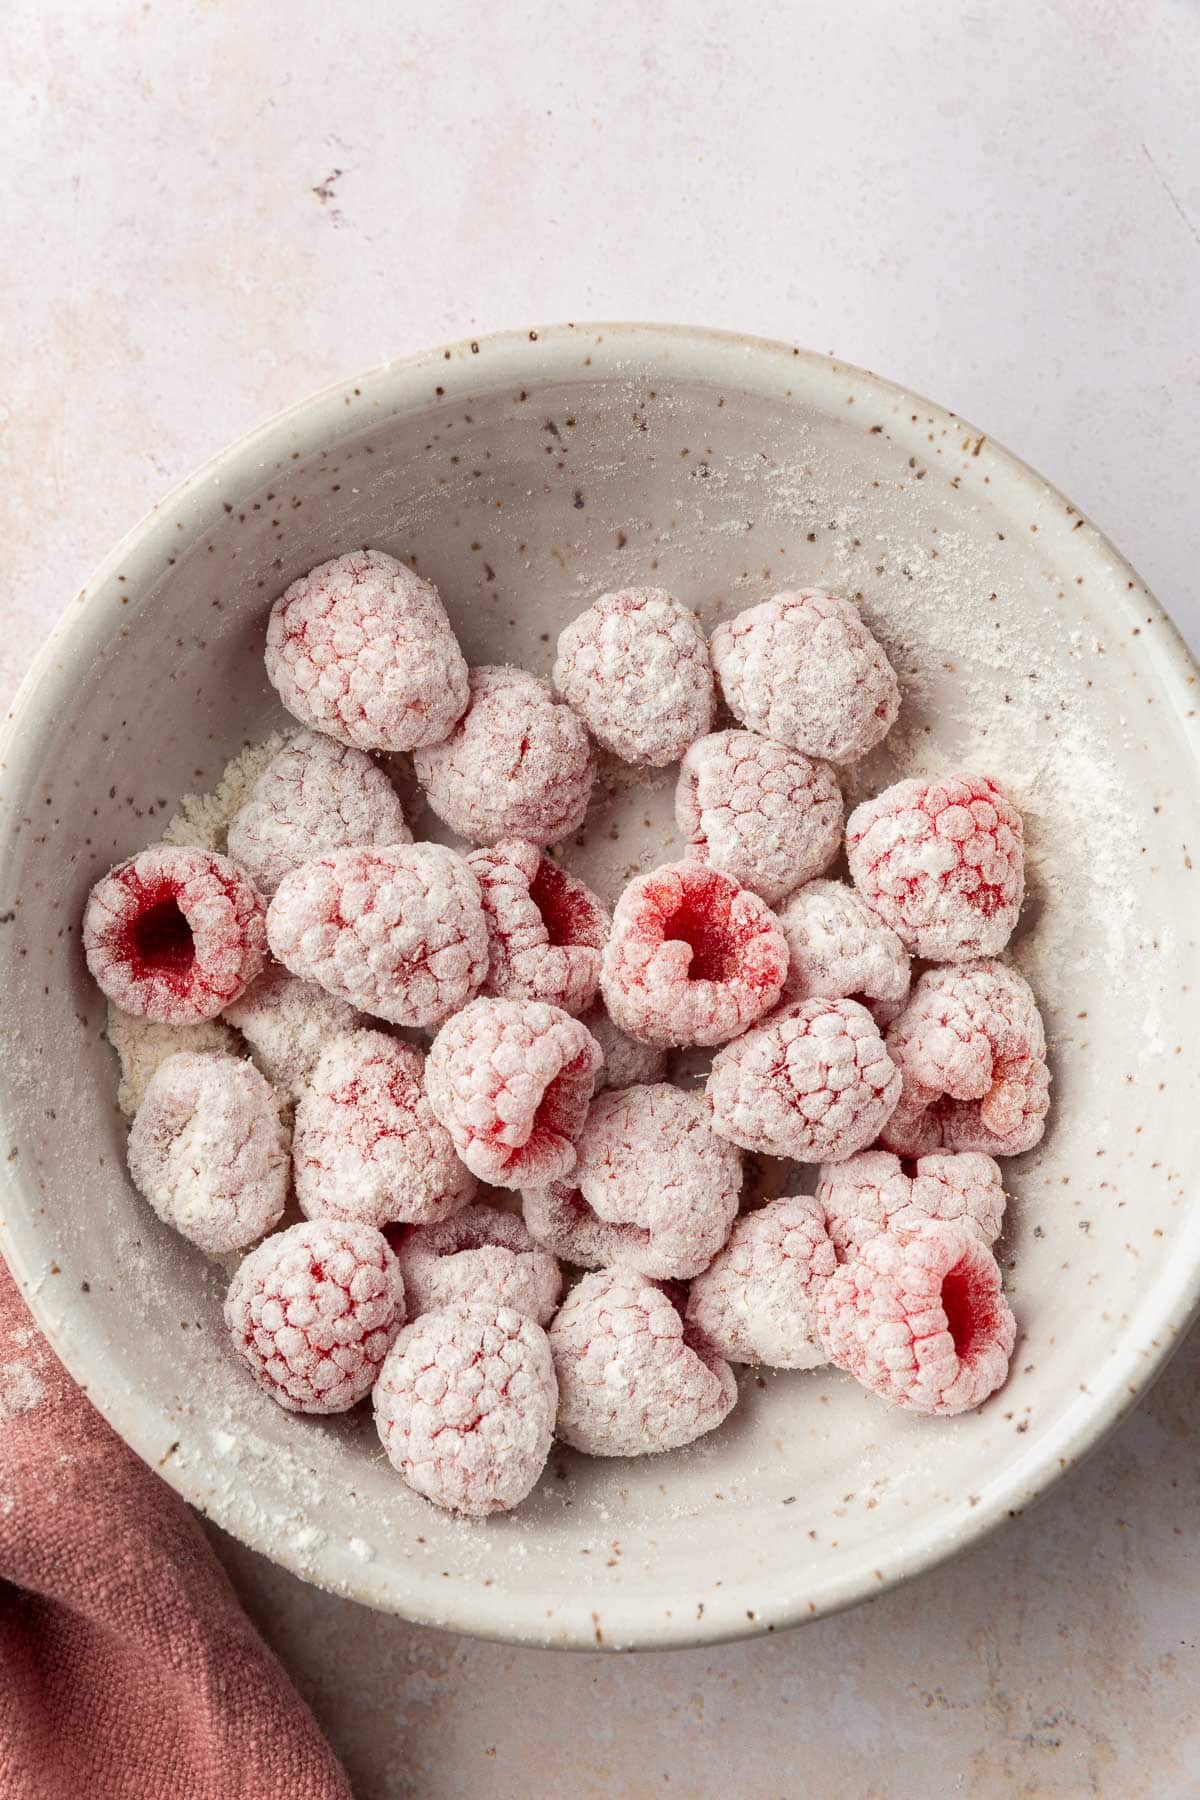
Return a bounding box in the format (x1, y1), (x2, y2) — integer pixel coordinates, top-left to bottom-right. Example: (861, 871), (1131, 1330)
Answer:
(1, 321), (1198, 1651)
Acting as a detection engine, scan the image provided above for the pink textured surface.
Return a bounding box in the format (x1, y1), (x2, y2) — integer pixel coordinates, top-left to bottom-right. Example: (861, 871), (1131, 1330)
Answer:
(676, 729), (843, 904)
(817, 1148), (1008, 1259)
(882, 961), (1051, 1157)
(686, 1192), (836, 1369)
(413, 665), (594, 846)
(293, 1030), (475, 1228)
(777, 877), (910, 1012)
(468, 838), (609, 1014)
(708, 995), (901, 1162)
(224, 963), (362, 1103)
(264, 549), (468, 751)
(224, 1218), (405, 1414)
(600, 860), (789, 1048)
(551, 586), (714, 765)
(710, 590), (899, 763)
(817, 1222), (1016, 1416)
(425, 997), (602, 1189)
(373, 1303), (556, 1515)
(266, 842), (487, 1028)
(391, 1204), (562, 1325)
(84, 843), (267, 1023)
(846, 774), (1025, 962)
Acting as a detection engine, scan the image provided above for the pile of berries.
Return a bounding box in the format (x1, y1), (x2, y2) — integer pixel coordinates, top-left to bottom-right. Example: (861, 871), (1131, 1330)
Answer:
(85, 551), (1048, 1519)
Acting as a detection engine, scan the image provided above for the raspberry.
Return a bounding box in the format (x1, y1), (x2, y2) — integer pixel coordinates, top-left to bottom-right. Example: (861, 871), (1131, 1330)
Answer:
(224, 1217), (404, 1413)
(266, 842), (487, 1028)
(710, 591), (899, 764)
(817, 1148), (1007, 1259)
(84, 844), (267, 1024)
(675, 730), (843, 905)
(881, 961), (1050, 1157)
(522, 1084), (741, 1280)
(707, 996), (900, 1162)
(548, 1269), (737, 1457)
(777, 878), (911, 1015)
(293, 1030), (475, 1228)
(226, 729), (410, 895)
(128, 1051), (289, 1253)
(425, 998), (602, 1189)
(816, 1222), (1016, 1416)
(264, 550), (469, 752)
(413, 666), (594, 847)
(551, 587), (714, 766)
(224, 962), (362, 1103)
(578, 1000), (669, 1092)
(600, 861), (789, 1048)
(391, 1205), (562, 1325)
(846, 774), (1024, 961)
(373, 1303), (556, 1515)
(106, 1003), (240, 1118)
(467, 839), (609, 1015)
(685, 1193), (836, 1369)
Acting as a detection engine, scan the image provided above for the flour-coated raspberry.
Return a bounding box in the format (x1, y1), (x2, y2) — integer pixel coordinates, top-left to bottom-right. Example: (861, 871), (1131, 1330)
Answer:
(522, 1084), (740, 1280)
(675, 730), (843, 905)
(847, 774), (1024, 961)
(816, 1222), (1016, 1416)
(226, 730), (410, 895)
(579, 1000), (669, 1092)
(707, 996), (900, 1162)
(549, 1269), (737, 1457)
(413, 666), (594, 847)
(266, 842), (487, 1028)
(374, 1303), (556, 1515)
(225, 1217), (404, 1413)
(224, 962), (362, 1103)
(128, 1051), (288, 1253)
(293, 1030), (475, 1228)
(777, 878), (911, 1017)
(467, 839), (609, 1015)
(551, 587), (714, 766)
(84, 844), (267, 1024)
(881, 961), (1050, 1157)
(392, 1205), (562, 1325)
(600, 861), (788, 1048)
(685, 1193), (836, 1369)
(264, 550), (469, 752)
(710, 591), (899, 764)
(425, 998), (602, 1189)
(817, 1148), (1007, 1259)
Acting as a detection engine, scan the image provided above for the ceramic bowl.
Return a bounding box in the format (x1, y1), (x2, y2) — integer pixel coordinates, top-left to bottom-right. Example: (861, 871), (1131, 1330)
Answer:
(1, 324), (1197, 1650)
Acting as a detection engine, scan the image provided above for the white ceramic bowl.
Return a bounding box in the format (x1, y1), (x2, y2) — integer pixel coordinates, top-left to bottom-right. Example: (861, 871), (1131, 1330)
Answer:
(2, 324), (1198, 1650)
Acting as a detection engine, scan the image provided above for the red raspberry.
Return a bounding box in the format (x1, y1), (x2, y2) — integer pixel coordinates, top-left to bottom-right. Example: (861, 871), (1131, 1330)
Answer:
(373, 1303), (556, 1515)
(266, 842), (487, 1028)
(710, 591), (899, 764)
(685, 1193), (836, 1369)
(264, 550), (469, 752)
(224, 962), (362, 1103)
(548, 1268), (737, 1457)
(425, 998), (602, 1189)
(467, 839), (609, 1015)
(391, 1204), (562, 1325)
(578, 1000), (669, 1092)
(600, 861), (789, 1048)
(226, 729), (410, 895)
(522, 1084), (741, 1280)
(707, 996), (900, 1162)
(881, 961), (1051, 1157)
(128, 1051), (289, 1253)
(293, 1030), (475, 1228)
(225, 1217), (405, 1414)
(84, 844), (267, 1024)
(551, 587), (714, 766)
(777, 878), (911, 1016)
(676, 730), (843, 905)
(413, 666), (594, 847)
(846, 774), (1024, 961)
(816, 1222), (1016, 1416)
(817, 1148), (1007, 1259)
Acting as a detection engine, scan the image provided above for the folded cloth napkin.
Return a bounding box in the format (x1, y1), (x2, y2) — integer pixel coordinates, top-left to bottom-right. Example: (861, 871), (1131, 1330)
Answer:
(0, 1258), (350, 1800)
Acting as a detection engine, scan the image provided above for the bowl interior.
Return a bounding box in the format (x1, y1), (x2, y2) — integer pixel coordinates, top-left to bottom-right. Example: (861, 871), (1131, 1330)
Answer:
(1, 326), (1198, 1649)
